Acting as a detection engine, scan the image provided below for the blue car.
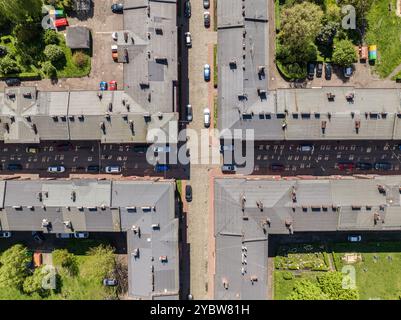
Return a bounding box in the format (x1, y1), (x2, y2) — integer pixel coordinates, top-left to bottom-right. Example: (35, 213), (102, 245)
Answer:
(99, 81), (108, 91)
(204, 64), (210, 81)
(155, 164), (170, 172)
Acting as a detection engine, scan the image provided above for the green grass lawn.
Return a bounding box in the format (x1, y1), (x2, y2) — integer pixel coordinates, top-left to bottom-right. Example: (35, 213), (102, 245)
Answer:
(365, 0), (401, 78)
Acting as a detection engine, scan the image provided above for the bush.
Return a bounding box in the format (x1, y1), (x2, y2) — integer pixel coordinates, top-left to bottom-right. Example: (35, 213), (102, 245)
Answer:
(72, 51), (88, 68)
(44, 29), (59, 45)
(44, 44), (65, 64)
(42, 61), (57, 78)
(282, 271), (294, 280)
(46, 0), (74, 11)
(53, 249), (78, 276)
(0, 55), (21, 75)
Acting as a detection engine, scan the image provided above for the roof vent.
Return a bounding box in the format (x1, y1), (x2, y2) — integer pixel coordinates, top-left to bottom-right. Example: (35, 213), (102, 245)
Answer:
(124, 32), (128, 43)
(63, 220), (72, 228)
(355, 120), (360, 133)
(42, 219), (50, 227)
(151, 223), (160, 230)
(222, 279), (229, 290)
(240, 193), (246, 211)
(256, 200), (263, 211)
(97, 92), (102, 100)
(327, 93), (335, 101)
(133, 248), (139, 258)
(159, 256), (168, 263)
(346, 92), (355, 102)
(71, 191), (76, 202)
(108, 103), (113, 112)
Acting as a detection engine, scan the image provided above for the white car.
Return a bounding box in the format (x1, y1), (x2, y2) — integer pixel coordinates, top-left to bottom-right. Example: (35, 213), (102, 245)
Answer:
(186, 104), (193, 122)
(185, 32), (192, 47)
(348, 235), (362, 242)
(153, 146), (171, 153)
(74, 232), (89, 239)
(204, 108), (210, 128)
(105, 166), (121, 173)
(112, 32), (118, 41)
(47, 166), (65, 173)
(56, 233), (73, 239)
(0, 231), (11, 238)
(220, 145), (234, 152)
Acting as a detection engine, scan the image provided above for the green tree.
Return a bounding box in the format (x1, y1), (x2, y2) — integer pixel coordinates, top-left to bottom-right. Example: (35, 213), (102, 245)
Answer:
(45, 0), (75, 11)
(44, 44), (65, 64)
(23, 266), (52, 297)
(81, 245), (115, 280)
(288, 279), (328, 300)
(52, 249), (78, 275)
(279, 2), (324, 50)
(13, 20), (43, 45)
(316, 21), (340, 46)
(44, 29), (59, 45)
(332, 39), (357, 66)
(0, 244), (30, 290)
(0, 0), (42, 24)
(317, 272), (359, 300)
(0, 55), (21, 74)
(42, 61), (57, 78)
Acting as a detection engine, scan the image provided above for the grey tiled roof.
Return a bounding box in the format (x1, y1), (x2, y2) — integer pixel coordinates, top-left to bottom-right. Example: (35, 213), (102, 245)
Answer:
(0, 179), (179, 300)
(214, 176), (401, 299)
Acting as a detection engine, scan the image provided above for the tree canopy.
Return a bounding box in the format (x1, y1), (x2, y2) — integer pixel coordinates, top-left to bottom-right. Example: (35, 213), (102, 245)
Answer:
(332, 39), (357, 66)
(0, 244), (31, 290)
(0, 0), (42, 24)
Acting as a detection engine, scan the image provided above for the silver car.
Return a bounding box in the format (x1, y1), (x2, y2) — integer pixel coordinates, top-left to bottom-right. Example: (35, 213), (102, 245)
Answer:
(47, 166), (65, 173)
(203, 108), (210, 128)
(186, 104), (193, 122)
(105, 166), (121, 173)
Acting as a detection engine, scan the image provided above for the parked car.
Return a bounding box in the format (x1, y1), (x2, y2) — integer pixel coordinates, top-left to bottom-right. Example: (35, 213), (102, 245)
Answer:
(348, 235), (361, 242)
(356, 162), (372, 171)
(186, 104), (193, 122)
(7, 163), (23, 171)
(343, 66), (353, 78)
(74, 232), (89, 239)
(374, 162), (392, 171)
(154, 164), (170, 172)
(270, 163), (285, 172)
(132, 145), (148, 153)
(0, 231), (11, 238)
(203, 108), (210, 128)
(99, 81), (108, 91)
(204, 64), (211, 81)
(54, 18), (68, 28)
(203, 0), (210, 9)
(112, 32), (118, 41)
(325, 63), (332, 80)
(184, 0), (191, 18)
(32, 231), (45, 244)
(109, 80), (117, 90)
(221, 164), (236, 173)
(300, 144), (314, 152)
(5, 78), (21, 86)
(220, 145), (235, 152)
(105, 166), (121, 173)
(103, 279), (118, 286)
(185, 32), (192, 47)
(86, 165), (100, 173)
(204, 11), (210, 28)
(307, 62), (315, 80)
(26, 146), (39, 154)
(185, 185), (192, 202)
(56, 143), (73, 151)
(316, 62), (323, 78)
(48, 166), (65, 173)
(56, 233), (73, 239)
(153, 145), (171, 153)
(111, 45), (118, 61)
(337, 162), (355, 171)
(111, 3), (124, 13)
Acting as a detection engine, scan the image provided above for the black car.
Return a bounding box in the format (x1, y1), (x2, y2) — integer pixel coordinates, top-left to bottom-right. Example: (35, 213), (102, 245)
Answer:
(5, 78), (21, 86)
(356, 162), (372, 171)
(7, 163), (23, 171)
(316, 62), (323, 78)
(184, 0), (191, 18)
(374, 162), (392, 171)
(132, 145), (148, 153)
(87, 165), (100, 173)
(325, 63), (332, 80)
(111, 3), (124, 13)
(185, 185), (192, 202)
(203, 0), (210, 9)
(204, 11), (210, 28)
(307, 62), (315, 80)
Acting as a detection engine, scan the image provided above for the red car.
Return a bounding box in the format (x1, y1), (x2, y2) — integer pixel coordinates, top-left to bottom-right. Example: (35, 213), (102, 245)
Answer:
(337, 162), (355, 171)
(108, 81), (117, 90)
(54, 18), (68, 28)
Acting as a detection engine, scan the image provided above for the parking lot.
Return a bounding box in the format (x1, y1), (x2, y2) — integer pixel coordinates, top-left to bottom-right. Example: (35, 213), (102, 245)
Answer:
(225, 141), (401, 176)
(0, 142), (188, 179)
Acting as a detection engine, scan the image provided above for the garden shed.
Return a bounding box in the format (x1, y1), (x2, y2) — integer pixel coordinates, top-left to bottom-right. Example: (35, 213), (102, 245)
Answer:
(66, 26), (91, 49)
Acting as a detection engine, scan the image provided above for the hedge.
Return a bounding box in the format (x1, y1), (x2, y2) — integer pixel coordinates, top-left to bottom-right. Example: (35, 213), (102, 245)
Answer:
(0, 72), (41, 80)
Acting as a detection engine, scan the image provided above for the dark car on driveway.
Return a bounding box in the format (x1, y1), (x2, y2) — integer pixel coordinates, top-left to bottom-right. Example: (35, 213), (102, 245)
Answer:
(307, 62), (315, 80)
(184, 0), (191, 18)
(325, 63), (332, 80)
(374, 162), (392, 171)
(7, 163), (23, 171)
(271, 164), (285, 172)
(356, 162), (372, 171)
(5, 78), (21, 86)
(87, 165), (100, 173)
(111, 3), (124, 13)
(316, 62), (323, 78)
(185, 185), (192, 202)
